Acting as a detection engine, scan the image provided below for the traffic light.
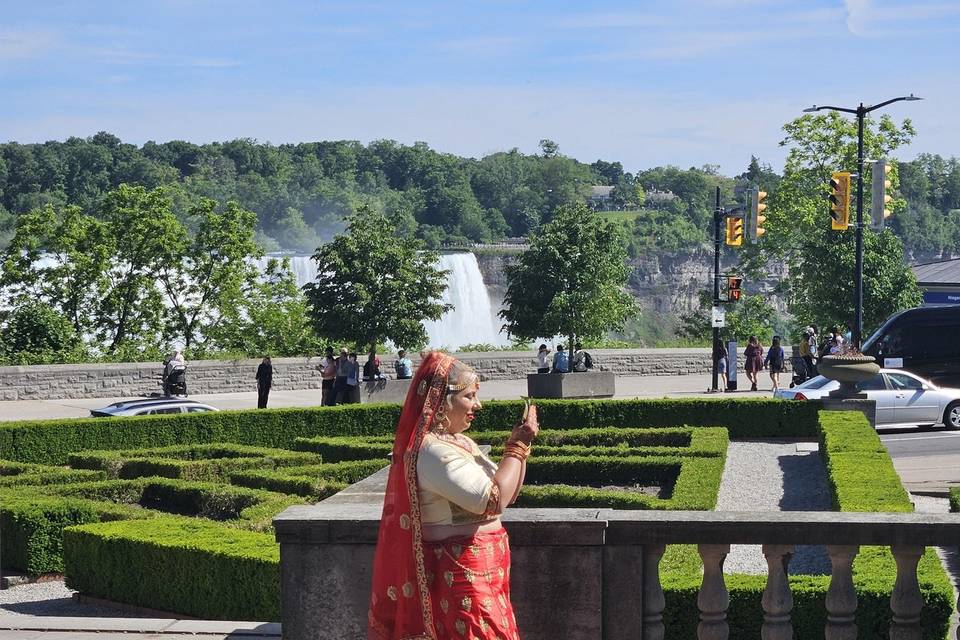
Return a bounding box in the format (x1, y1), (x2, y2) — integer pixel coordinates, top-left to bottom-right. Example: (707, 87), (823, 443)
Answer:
(871, 159), (893, 229)
(727, 276), (743, 302)
(829, 171), (851, 230)
(725, 215), (743, 246)
(749, 187), (767, 242)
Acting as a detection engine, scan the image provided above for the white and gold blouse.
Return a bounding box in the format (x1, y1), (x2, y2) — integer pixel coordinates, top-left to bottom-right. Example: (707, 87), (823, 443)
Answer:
(417, 433), (500, 525)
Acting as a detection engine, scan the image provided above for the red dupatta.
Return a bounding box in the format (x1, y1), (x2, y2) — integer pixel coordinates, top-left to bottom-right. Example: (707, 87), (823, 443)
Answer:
(368, 351), (454, 640)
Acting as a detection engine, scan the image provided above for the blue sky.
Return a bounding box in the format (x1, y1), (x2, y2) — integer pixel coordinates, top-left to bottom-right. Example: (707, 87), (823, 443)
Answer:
(1, 0), (957, 175)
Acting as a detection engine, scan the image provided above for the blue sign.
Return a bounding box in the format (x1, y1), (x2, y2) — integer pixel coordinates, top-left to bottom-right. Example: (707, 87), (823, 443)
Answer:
(923, 291), (960, 304)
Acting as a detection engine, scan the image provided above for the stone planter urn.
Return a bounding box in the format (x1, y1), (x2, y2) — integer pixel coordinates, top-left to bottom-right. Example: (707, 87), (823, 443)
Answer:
(818, 354), (881, 399)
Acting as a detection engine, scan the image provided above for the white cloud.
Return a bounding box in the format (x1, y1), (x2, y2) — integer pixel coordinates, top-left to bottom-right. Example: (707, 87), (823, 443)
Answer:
(845, 0), (873, 36)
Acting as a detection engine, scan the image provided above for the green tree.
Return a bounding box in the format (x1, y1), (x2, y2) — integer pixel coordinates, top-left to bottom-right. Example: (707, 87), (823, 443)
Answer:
(0, 301), (87, 364)
(500, 202), (637, 364)
(157, 199), (262, 350)
(212, 257), (320, 357)
(98, 184), (186, 353)
(758, 112), (922, 337)
(1, 203), (111, 336)
(304, 206), (451, 352)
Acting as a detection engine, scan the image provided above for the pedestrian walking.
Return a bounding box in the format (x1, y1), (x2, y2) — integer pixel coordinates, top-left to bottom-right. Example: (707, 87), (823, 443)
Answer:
(256, 356), (273, 409)
(764, 336), (785, 392)
(536, 343), (551, 374)
(744, 336), (764, 391)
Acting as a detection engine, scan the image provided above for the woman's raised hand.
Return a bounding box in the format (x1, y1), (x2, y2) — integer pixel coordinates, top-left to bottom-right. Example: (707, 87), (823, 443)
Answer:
(511, 404), (539, 445)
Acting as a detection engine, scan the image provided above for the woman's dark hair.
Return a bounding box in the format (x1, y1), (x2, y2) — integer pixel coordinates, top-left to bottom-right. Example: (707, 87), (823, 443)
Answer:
(748, 335), (757, 344)
(538, 343), (547, 350)
(772, 336), (781, 347)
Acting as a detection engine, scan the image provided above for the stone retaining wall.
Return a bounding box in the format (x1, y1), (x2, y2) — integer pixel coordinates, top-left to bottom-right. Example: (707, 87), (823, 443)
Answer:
(0, 348), (729, 401)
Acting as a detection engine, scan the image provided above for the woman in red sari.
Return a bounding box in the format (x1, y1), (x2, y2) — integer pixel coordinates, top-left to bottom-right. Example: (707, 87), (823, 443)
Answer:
(368, 352), (539, 640)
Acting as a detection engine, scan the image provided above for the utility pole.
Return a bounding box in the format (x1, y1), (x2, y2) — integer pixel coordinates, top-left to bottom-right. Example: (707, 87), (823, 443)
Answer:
(803, 94), (922, 347)
(711, 186), (721, 391)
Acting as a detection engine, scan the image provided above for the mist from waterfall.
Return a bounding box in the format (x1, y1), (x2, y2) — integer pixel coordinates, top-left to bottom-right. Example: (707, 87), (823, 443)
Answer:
(253, 252), (510, 350)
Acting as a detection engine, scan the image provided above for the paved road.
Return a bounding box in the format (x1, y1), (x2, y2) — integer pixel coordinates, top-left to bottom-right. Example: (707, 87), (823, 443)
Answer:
(0, 373), (771, 422)
(878, 427), (960, 495)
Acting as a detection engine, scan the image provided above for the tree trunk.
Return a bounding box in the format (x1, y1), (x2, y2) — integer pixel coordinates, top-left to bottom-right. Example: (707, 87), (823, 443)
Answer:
(568, 334), (575, 372)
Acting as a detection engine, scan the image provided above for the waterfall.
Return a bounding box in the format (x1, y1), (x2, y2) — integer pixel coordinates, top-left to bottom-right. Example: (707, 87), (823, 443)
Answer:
(254, 252), (509, 350)
(423, 253), (511, 350)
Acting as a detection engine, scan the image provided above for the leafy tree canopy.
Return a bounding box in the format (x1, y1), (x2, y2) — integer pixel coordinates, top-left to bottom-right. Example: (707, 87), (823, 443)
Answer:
(500, 202), (637, 360)
(304, 206), (451, 352)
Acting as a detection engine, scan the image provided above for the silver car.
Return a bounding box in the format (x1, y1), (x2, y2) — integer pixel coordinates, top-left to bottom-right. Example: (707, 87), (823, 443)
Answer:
(775, 369), (960, 429)
(90, 397), (218, 418)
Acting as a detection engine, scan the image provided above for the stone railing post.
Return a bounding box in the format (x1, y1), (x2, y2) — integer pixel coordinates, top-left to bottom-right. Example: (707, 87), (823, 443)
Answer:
(697, 543), (730, 640)
(825, 545), (859, 640)
(761, 544), (794, 640)
(641, 544), (666, 640)
(889, 545), (924, 640)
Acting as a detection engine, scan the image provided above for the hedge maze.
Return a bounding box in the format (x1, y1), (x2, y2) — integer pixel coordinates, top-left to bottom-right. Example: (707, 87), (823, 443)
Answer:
(0, 399), (953, 637)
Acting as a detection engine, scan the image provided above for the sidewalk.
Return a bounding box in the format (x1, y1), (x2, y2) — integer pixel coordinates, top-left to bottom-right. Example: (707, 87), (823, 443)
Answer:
(0, 373), (761, 423)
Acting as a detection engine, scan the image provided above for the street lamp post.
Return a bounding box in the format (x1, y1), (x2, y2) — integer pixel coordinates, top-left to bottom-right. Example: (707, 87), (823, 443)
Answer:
(802, 95), (922, 348)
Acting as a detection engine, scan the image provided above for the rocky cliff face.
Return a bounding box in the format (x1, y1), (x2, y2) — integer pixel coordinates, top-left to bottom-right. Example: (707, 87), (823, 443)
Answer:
(475, 249), (788, 322)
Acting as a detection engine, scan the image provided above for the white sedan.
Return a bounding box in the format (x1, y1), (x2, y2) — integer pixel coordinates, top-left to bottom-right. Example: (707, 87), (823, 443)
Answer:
(775, 369), (960, 429)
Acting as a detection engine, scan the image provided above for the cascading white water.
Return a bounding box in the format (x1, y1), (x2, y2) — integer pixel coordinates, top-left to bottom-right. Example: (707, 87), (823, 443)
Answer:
(253, 252), (509, 350)
(422, 252), (511, 350)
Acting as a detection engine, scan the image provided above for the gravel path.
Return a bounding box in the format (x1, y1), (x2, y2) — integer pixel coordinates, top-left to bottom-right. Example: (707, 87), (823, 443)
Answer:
(0, 580), (140, 618)
(716, 440), (834, 575)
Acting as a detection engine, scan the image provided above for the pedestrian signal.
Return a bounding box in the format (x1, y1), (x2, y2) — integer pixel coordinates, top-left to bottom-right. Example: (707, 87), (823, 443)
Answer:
(871, 160), (893, 229)
(725, 215), (743, 246)
(727, 276), (743, 302)
(749, 187), (767, 242)
(829, 171), (851, 231)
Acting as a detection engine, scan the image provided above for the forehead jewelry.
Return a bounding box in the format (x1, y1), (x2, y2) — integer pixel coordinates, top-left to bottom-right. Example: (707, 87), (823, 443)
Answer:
(447, 373), (479, 393)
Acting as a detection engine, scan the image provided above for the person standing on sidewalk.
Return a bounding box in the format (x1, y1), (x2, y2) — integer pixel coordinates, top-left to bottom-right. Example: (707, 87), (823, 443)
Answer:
(256, 356), (273, 409)
(319, 347), (337, 406)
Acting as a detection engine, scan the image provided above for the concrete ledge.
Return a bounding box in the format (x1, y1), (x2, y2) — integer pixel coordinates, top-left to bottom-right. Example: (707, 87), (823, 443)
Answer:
(0, 616), (280, 637)
(526, 371), (616, 399)
(359, 378), (412, 404)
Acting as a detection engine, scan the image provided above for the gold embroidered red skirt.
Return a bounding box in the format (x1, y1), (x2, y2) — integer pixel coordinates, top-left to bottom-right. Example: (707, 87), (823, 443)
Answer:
(422, 528), (519, 640)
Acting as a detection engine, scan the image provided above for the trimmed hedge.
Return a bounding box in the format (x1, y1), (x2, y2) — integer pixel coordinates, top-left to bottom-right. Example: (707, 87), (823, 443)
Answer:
(294, 427), (730, 462)
(229, 460), (387, 498)
(0, 493), (149, 575)
(0, 461), (105, 487)
(68, 443), (322, 481)
(0, 398), (821, 464)
(519, 455), (725, 510)
(64, 517), (279, 621)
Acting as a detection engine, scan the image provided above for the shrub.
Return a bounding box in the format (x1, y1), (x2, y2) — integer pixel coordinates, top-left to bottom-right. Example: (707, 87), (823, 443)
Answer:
(64, 517), (280, 621)
(0, 494), (149, 575)
(68, 444), (322, 481)
(0, 399), (820, 464)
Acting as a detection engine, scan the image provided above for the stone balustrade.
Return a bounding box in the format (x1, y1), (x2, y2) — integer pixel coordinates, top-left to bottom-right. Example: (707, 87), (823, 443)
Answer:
(274, 496), (960, 640)
(0, 348), (732, 401)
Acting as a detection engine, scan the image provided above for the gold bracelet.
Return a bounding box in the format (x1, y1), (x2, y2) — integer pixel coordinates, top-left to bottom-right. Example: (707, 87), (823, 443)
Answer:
(505, 438), (531, 451)
(502, 443), (531, 461)
(502, 450), (528, 463)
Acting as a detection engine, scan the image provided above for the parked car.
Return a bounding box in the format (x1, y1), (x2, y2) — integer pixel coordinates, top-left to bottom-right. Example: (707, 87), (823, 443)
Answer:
(90, 397), (218, 418)
(861, 305), (960, 388)
(774, 368), (960, 429)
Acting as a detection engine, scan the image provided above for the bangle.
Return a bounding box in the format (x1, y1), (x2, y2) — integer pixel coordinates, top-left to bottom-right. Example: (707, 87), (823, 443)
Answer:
(502, 441), (531, 461)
